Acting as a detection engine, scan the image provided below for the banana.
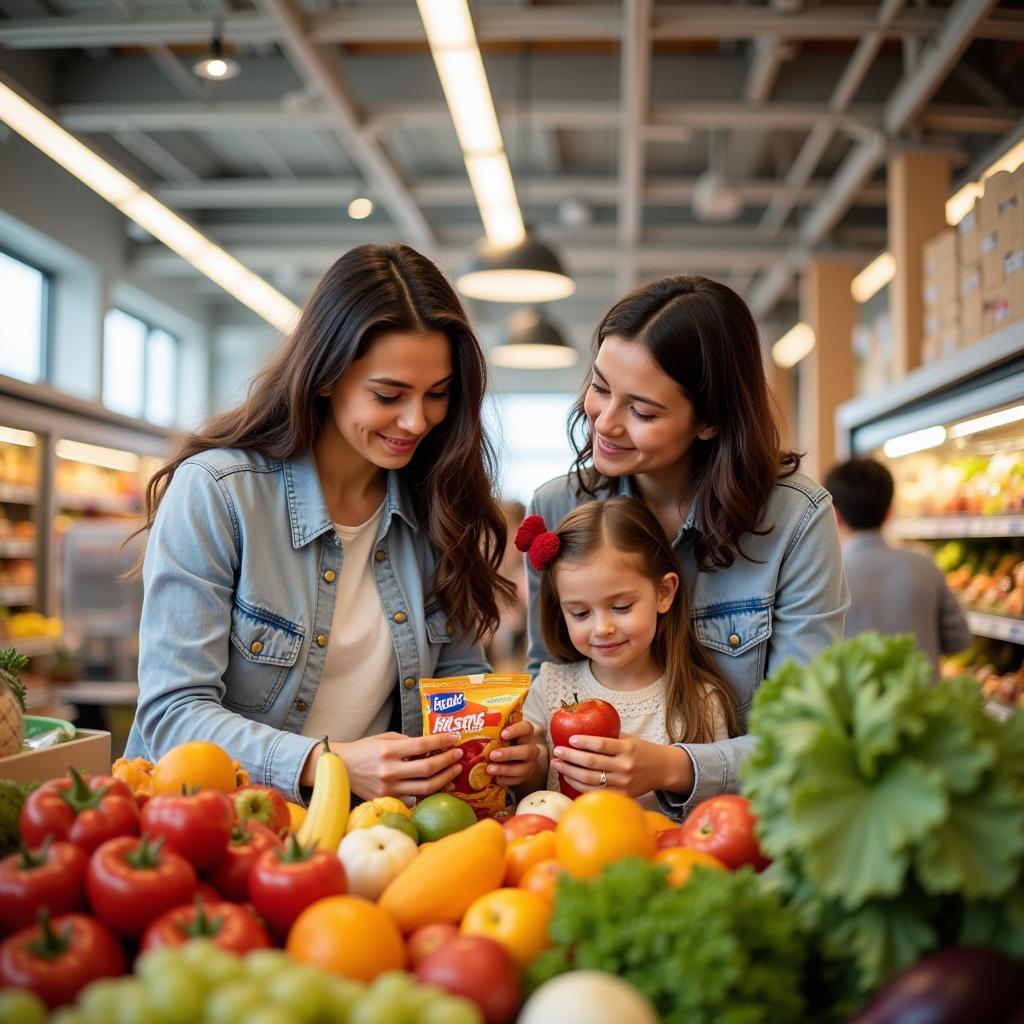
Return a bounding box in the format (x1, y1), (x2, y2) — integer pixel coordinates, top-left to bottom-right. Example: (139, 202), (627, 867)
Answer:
(296, 737), (351, 851)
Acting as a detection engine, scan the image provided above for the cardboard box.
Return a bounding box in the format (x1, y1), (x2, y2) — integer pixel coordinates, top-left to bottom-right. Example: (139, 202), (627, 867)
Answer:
(923, 326), (959, 364)
(957, 202), (980, 265)
(979, 170), (1015, 228)
(983, 285), (1014, 336)
(0, 729), (112, 786)
(961, 288), (984, 346)
(924, 300), (958, 338)
(981, 226), (1004, 290)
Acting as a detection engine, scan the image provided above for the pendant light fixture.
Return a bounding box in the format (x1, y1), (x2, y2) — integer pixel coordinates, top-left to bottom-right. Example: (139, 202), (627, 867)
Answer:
(492, 307), (577, 369)
(457, 232), (576, 303)
(193, 21), (241, 81)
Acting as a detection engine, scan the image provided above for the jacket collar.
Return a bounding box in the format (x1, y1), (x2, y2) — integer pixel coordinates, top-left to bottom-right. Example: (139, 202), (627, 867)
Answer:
(283, 451), (418, 549)
(614, 474), (701, 543)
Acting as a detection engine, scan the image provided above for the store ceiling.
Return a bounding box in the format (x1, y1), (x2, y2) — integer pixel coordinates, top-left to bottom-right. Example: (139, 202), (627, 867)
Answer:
(1, 0), (1023, 351)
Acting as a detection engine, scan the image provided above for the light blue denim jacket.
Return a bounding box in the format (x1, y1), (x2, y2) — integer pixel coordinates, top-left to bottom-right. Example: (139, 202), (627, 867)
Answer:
(125, 447), (489, 802)
(526, 470), (848, 819)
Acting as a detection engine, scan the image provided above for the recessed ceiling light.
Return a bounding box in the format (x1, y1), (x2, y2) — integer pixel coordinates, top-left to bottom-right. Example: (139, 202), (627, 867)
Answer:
(348, 197), (374, 220)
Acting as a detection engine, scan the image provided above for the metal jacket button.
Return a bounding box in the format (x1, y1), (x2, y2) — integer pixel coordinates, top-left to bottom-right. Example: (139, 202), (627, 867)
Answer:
(316, 633), (328, 647)
(295, 700), (307, 711)
(393, 611), (407, 624)
(323, 570), (336, 583)
(375, 550), (386, 562)
(250, 640), (263, 654)
(729, 633), (741, 647)
(403, 677), (415, 689)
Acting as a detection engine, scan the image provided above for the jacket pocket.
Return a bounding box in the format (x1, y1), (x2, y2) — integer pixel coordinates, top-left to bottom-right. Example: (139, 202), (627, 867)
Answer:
(225, 598), (305, 712)
(425, 602), (453, 645)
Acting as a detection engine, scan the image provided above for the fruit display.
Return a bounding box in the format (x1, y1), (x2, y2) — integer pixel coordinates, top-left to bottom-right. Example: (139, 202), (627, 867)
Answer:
(890, 449), (1024, 517)
(937, 540), (1024, 617)
(942, 637), (1024, 707)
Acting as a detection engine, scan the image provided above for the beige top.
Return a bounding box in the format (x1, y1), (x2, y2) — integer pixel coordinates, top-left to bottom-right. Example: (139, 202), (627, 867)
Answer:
(523, 659), (729, 809)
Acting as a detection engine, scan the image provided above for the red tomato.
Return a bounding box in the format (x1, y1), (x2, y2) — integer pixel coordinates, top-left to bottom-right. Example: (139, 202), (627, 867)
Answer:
(0, 838), (89, 935)
(416, 935), (521, 1024)
(675, 795), (770, 871)
(140, 789), (235, 870)
(86, 834), (198, 938)
(141, 897), (270, 955)
(20, 768), (140, 853)
(248, 835), (347, 935)
(501, 814), (557, 842)
(204, 821), (283, 902)
(549, 695), (621, 799)
(0, 910), (125, 1009)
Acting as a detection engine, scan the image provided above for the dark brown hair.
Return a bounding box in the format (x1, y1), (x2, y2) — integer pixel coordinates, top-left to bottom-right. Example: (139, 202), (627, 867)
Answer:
(539, 497), (737, 744)
(137, 243), (514, 641)
(568, 275), (800, 571)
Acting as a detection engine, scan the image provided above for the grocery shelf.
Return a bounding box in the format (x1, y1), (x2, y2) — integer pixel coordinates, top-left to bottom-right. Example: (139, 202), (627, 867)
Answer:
(964, 610), (1024, 644)
(888, 515), (1024, 539)
(0, 538), (36, 557)
(55, 492), (140, 515)
(0, 483), (37, 504)
(8, 635), (60, 657)
(0, 585), (36, 606)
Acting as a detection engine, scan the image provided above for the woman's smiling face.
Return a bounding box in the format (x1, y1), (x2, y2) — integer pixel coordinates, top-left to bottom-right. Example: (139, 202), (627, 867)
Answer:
(583, 334), (712, 478)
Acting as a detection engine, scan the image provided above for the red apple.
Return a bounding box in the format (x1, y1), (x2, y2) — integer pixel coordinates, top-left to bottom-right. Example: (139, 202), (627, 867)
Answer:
(655, 827), (685, 850)
(501, 814), (556, 843)
(549, 694), (621, 799)
(232, 785), (290, 836)
(675, 795), (770, 871)
(406, 921), (460, 969)
(416, 935), (521, 1024)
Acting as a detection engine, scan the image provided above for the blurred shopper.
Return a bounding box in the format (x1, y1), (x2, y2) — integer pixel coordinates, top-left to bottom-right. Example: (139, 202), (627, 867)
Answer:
(825, 457), (971, 675)
(526, 275), (848, 820)
(125, 244), (539, 802)
(486, 499), (529, 674)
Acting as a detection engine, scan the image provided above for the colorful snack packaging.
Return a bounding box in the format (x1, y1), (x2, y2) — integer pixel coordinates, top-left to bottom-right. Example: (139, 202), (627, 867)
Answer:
(419, 673), (532, 819)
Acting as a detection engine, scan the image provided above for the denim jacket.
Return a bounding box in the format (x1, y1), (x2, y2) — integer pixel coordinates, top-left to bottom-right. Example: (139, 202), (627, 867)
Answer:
(125, 447), (489, 802)
(526, 470), (848, 819)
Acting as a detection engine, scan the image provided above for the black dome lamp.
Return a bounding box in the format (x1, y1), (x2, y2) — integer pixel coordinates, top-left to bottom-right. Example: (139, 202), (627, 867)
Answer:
(193, 22), (241, 81)
(492, 306), (577, 369)
(456, 230), (575, 303)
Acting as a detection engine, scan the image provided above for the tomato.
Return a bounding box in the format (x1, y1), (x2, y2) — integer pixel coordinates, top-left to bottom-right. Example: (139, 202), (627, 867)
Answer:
(652, 847), (726, 886)
(140, 789), (235, 870)
(503, 831), (557, 886)
(0, 910), (125, 1009)
(416, 934), (520, 1024)
(0, 838), (88, 934)
(500, 814), (556, 842)
(86, 834), (198, 938)
(20, 768), (140, 853)
(248, 835), (347, 935)
(549, 696), (620, 799)
(554, 790), (654, 878)
(141, 897), (270, 955)
(675, 794), (770, 871)
(517, 858), (566, 903)
(204, 821), (282, 902)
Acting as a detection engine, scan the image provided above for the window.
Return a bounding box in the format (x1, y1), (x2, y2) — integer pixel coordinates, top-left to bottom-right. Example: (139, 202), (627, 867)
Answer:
(0, 249), (48, 383)
(102, 309), (178, 425)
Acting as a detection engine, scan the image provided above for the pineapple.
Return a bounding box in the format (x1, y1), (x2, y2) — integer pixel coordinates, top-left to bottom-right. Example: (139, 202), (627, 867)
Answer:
(0, 649), (28, 758)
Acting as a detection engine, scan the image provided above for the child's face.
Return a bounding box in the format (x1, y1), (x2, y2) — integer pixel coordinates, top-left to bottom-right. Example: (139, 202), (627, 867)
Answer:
(554, 549), (678, 679)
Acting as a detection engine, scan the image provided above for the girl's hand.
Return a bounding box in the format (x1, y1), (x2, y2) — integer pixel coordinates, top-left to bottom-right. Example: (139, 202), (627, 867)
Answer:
(327, 732), (464, 800)
(550, 732), (694, 799)
(486, 719), (541, 787)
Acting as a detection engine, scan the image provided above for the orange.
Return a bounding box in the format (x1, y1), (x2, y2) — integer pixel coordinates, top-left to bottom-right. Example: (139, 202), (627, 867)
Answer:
(286, 895), (406, 981)
(461, 887), (551, 968)
(644, 810), (676, 835)
(555, 790), (655, 879)
(518, 858), (566, 902)
(504, 830), (557, 886)
(653, 847), (727, 887)
(150, 741), (238, 795)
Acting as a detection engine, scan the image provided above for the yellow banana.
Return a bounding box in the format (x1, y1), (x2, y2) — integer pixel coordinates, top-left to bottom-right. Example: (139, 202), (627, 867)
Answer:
(296, 737), (351, 851)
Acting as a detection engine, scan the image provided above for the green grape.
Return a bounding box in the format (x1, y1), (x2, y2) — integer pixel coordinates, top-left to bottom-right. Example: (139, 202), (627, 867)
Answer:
(49, 1010), (87, 1024)
(243, 949), (293, 983)
(137, 947), (189, 983)
(404, 983), (446, 1014)
(142, 963), (206, 1024)
(78, 979), (126, 1024)
(348, 990), (414, 1024)
(113, 979), (162, 1024)
(240, 1008), (295, 1024)
(265, 965), (332, 1024)
(194, 947), (246, 989)
(202, 980), (265, 1024)
(418, 996), (484, 1024)
(0, 988), (47, 1024)
(321, 977), (368, 1024)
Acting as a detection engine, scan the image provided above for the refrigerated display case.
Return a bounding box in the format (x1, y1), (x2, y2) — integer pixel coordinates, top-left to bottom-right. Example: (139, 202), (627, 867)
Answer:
(836, 318), (1024, 713)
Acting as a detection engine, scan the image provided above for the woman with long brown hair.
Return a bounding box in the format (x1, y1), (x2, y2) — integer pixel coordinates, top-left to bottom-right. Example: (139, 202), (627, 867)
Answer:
(526, 275), (847, 816)
(125, 244), (539, 802)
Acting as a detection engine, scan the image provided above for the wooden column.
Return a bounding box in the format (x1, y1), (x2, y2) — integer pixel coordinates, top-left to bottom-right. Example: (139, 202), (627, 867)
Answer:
(798, 259), (857, 481)
(770, 358), (795, 452)
(888, 150), (951, 377)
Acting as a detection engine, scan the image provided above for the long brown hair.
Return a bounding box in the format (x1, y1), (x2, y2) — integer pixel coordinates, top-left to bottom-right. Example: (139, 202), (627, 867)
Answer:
(568, 275), (800, 571)
(138, 243), (514, 641)
(539, 498), (737, 744)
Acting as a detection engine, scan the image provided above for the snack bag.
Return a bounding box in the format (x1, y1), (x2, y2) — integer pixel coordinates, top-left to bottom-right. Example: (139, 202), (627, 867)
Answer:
(420, 673), (531, 819)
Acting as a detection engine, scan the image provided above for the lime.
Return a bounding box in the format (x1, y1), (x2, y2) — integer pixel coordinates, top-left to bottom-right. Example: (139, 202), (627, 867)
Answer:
(411, 793), (477, 842)
(379, 811), (420, 843)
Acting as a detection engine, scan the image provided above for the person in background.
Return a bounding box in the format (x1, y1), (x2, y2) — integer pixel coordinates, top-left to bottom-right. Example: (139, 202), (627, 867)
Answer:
(486, 499), (529, 674)
(125, 243), (539, 803)
(824, 457), (972, 674)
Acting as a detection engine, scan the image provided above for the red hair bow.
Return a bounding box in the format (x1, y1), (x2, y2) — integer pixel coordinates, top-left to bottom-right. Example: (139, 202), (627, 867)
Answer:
(514, 514), (561, 572)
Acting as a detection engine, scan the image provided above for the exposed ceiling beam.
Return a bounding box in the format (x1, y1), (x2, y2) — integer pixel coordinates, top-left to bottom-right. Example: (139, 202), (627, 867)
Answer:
(3, 6), (1023, 48)
(617, 0), (650, 291)
(252, 0), (433, 247)
(750, 0), (998, 317)
(112, 127), (200, 182)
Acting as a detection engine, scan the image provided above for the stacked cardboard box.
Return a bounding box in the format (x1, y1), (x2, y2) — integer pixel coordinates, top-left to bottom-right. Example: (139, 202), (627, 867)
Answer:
(922, 228), (959, 363)
(977, 168), (1023, 338)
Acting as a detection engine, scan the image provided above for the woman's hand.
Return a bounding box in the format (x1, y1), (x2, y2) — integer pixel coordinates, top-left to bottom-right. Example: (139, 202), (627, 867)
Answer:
(550, 732), (694, 799)
(485, 719), (541, 788)
(317, 732), (465, 800)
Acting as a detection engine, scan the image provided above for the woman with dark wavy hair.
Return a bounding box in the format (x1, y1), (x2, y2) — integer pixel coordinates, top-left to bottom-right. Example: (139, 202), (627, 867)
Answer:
(126, 244), (538, 802)
(526, 274), (847, 817)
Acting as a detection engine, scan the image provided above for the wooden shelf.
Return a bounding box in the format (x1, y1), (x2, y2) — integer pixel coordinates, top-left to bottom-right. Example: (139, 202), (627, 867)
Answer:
(0, 585), (36, 606)
(888, 515), (1024, 539)
(964, 610), (1024, 644)
(0, 483), (37, 504)
(8, 635), (60, 658)
(56, 492), (140, 515)
(0, 538), (36, 558)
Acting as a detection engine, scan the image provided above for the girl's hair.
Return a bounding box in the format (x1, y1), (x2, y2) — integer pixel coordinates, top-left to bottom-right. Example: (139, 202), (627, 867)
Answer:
(568, 274), (801, 571)
(539, 497), (738, 744)
(137, 243), (514, 642)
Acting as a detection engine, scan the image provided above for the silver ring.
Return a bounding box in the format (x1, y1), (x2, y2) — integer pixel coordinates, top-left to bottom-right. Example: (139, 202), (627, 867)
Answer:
(599, 770), (607, 787)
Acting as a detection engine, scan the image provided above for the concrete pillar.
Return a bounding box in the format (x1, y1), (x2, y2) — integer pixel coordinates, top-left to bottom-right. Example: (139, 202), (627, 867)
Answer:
(798, 259), (857, 481)
(770, 359), (794, 452)
(888, 150), (951, 377)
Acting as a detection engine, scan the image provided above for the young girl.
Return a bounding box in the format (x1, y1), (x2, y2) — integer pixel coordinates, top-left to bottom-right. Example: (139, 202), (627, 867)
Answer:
(519, 497), (737, 808)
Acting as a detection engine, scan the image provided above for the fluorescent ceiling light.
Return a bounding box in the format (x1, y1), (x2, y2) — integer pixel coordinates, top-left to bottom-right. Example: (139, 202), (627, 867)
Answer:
(949, 403), (1024, 439)
(882, 426), (947, 459)
(0, 427), (37, 447)
(947, 137), (1024, 226)
(55, 439), (140, 473)
(433, 50), (504, 155)
(851, 251), (895, 303)
(0, 78), (299, 332)
(771, 322), (815, 368)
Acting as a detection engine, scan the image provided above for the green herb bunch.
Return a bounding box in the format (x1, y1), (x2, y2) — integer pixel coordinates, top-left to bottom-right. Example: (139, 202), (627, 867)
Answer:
(526, 857), (809, 1024)
(742, 632), (1024, 1000)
